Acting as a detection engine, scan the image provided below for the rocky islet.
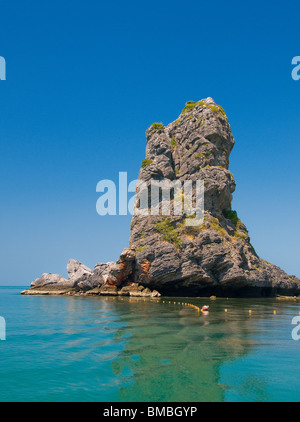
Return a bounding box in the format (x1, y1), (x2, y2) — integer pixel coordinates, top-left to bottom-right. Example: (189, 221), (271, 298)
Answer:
(22, 98), (300, 298)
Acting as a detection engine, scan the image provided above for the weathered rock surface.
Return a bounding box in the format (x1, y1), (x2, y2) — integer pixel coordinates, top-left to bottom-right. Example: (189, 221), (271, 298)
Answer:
(67, 259), (92, 283)
(22, 98), (300, 297)
(22, 248), (161, 297)
(129, 98), (300, 297)
(30, 273), (75, 289)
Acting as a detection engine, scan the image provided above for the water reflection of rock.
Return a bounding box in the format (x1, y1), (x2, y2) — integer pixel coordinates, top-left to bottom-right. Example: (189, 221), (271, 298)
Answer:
(37, 295), (297, 401)
(104, 296), (267, 402)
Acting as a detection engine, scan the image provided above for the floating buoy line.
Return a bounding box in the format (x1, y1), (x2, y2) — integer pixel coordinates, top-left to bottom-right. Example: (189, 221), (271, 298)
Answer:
(118, 297), (207, 313)
(156, 299), (208, 314)
(154, 300), (283, 316)
(119, 297), (285, 316)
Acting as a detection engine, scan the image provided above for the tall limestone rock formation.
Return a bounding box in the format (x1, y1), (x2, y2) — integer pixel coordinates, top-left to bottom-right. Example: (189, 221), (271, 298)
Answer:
(22, 98), (300, 297)
(129, 98), (300, 296)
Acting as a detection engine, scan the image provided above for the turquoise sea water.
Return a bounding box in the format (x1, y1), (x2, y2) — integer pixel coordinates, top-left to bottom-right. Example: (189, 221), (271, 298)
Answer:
(1, 286), (300, 402)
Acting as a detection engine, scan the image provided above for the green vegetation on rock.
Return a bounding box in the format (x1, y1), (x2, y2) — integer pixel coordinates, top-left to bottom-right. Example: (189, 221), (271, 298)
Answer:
(154, 219), (182, 249)
(135, 246), (147, 252)
(263, 259), (271, 265)
(141, 159), (153, 168)
(234, 231), (247, 240)
(182, 101), (196, 114)
(207, 216), (227, 237)
(223, 209), (249, 240)
(223, 210), (239, 226)
(196, 100), (227, 118)
(149, 122), (165, 134)
(289, 277), (296, 283)
(171, 137), (178, 149)
(151, 122), (164, 130)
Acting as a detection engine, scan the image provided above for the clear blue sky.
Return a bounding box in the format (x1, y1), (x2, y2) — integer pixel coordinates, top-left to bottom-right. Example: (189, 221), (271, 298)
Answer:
(1, 0), (300, 285)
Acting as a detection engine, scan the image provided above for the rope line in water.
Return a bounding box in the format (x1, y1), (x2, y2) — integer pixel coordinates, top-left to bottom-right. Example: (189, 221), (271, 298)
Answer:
(156, 300), (207, 314)
(121, 297), (291, 316)
(156, 301), (283, 316)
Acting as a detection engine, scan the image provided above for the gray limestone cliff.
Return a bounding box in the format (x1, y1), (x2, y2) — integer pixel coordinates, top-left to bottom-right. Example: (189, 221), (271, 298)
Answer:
(22, 98), (300, 297)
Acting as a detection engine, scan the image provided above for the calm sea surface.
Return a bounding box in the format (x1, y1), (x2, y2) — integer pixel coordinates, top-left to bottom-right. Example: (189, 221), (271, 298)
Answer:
(0, 286), (300, 402)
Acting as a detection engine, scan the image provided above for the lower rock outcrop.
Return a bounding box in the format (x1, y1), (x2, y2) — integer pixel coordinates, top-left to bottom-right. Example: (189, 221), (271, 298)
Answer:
(21, 248), (161, 298)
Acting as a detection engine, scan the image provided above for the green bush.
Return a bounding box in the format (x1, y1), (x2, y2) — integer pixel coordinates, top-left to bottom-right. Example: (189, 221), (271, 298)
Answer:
(151, 122), (164, 130)
(182, 100), (196, 114)
(141, 159), (153, 168)
(223, 209), (239, 226)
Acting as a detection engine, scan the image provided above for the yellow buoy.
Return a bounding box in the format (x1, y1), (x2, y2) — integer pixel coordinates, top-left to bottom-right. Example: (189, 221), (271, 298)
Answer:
(273, 310), (277, 315)
(225, 309), (228, 312)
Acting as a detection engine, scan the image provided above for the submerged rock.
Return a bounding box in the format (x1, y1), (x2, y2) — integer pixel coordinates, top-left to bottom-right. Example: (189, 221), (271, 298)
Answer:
(23, 98), (300, 297)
